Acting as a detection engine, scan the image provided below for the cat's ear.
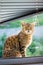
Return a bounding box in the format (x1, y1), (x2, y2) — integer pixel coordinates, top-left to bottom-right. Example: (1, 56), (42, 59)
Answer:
(21, 21), (26, 27)
(21, 21), (26, 31)
(31, 22), (37, 26)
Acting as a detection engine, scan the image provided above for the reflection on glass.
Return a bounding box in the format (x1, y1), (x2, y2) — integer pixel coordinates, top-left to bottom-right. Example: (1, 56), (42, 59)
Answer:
(0, 12), (43, 58)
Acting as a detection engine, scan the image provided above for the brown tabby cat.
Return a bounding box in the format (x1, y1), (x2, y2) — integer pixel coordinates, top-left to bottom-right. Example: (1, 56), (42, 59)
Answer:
(3, 22), (36, 58)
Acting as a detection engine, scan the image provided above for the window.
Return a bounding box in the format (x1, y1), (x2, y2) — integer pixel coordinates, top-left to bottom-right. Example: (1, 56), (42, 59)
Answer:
(0, 0), (43, 64)
(0, 11), (43, 57)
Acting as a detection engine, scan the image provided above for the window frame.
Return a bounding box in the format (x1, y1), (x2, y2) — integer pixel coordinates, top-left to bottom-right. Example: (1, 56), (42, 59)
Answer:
(0, 56), (43, 64)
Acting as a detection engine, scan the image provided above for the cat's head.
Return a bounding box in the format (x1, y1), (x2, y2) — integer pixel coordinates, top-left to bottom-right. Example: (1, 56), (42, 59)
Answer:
(21, 21), (36, 35)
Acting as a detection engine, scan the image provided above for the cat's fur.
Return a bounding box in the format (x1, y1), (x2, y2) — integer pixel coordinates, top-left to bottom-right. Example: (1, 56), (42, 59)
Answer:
(3, 22), (36, 58)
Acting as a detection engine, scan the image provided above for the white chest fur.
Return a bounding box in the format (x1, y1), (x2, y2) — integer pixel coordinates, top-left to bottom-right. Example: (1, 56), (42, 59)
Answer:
(26, 37), (32, 49)
(25, 36), (32, 57)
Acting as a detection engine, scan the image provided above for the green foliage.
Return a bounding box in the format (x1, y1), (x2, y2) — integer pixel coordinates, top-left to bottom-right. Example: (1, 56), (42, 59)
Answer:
(0, 33), (6, 43)
(26, 40), (36, 57)
(0, 21), (21, 28)
(0, 33), (6, 57)
(26, 37), (43, 57)
(28, 41), (36, 54)
(0, 46), (2, 57)
(39, 37), (43, 45)
(8, 21), (21, 28)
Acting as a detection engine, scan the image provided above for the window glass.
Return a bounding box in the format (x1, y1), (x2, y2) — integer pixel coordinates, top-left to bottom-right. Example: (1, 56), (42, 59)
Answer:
(0, 12), (43, 58)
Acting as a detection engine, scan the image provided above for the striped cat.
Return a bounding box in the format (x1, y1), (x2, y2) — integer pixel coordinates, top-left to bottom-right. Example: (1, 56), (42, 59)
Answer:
(3, 22), (36, 58)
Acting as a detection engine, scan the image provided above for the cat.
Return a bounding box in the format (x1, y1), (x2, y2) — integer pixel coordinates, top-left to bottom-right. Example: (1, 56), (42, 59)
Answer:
(3, 22), (36, 58)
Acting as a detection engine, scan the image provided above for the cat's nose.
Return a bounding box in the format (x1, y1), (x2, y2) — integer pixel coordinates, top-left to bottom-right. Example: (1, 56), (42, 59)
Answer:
(28, 30), (29, 32)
